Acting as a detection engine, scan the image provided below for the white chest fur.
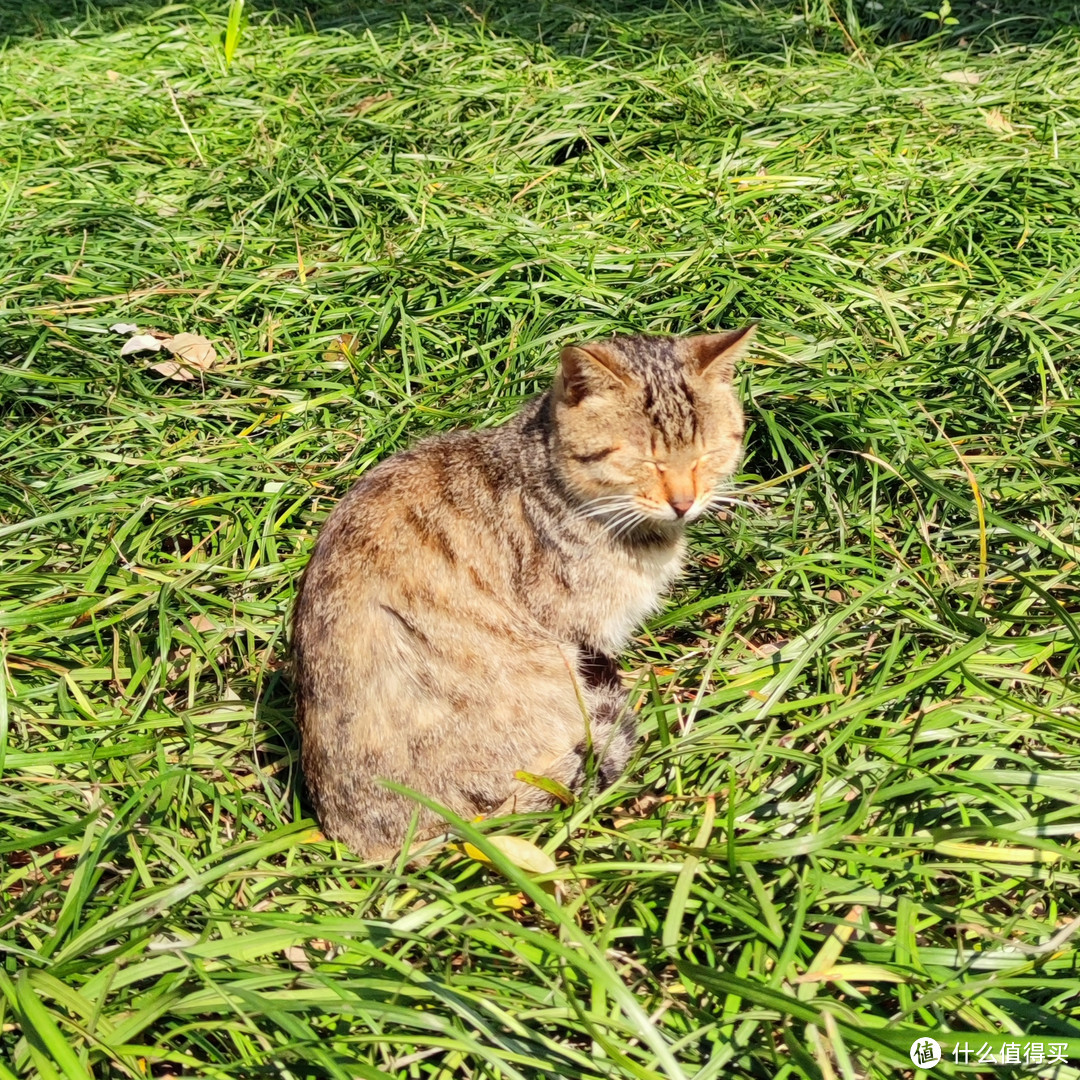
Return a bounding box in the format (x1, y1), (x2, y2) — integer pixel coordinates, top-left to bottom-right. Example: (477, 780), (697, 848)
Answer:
(578, 538), (685, 654)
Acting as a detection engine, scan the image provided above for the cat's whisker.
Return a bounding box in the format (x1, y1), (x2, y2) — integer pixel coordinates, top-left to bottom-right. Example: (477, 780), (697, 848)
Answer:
(579, 494), (637, 506)
(705, 494), (763, 514)
(575, 497), (639, 524)
(577, 495), (633, 506)
(578, 510), (630, 526)
(610, 510), (651, 540)
(602, 507), (640, 530)
(577, 501), (636, 519)
(719, 484), (786, 499)
(600, 508), (641, 538)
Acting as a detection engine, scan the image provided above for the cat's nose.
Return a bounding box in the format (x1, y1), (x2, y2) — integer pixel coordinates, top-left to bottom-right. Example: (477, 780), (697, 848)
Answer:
(669, 496), (695, 518)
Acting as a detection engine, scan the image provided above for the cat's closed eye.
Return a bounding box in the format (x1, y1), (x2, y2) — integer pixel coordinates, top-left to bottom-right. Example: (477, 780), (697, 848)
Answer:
(569, 447), (620, 463)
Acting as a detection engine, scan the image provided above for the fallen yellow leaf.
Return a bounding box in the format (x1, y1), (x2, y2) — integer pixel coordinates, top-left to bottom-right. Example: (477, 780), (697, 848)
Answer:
(463, 835), (557, 875)
(514, 770), (574, 806)
(794, 963), (908, 984)
(934, 840), (1058, 864)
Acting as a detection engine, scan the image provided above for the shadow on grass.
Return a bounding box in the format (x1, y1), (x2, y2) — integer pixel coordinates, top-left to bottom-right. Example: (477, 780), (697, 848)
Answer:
(253, 665), (308, 828)
(3, 0), (1078, 51)
(298, 0), (1080, 51)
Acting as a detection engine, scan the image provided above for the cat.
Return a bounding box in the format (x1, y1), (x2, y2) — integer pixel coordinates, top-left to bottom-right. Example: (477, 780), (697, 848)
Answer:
(291, 327), (753, 859)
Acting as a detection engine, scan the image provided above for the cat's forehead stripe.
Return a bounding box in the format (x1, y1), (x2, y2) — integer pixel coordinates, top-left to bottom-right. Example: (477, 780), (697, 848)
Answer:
(608, 335), (699, 443)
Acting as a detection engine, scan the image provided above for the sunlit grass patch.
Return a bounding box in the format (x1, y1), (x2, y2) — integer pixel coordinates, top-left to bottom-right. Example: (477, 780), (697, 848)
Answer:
(1, 1), (1079, 1076)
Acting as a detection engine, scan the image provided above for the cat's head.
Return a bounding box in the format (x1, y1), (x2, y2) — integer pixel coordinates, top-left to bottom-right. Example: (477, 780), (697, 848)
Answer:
(551, 328), (752, 532)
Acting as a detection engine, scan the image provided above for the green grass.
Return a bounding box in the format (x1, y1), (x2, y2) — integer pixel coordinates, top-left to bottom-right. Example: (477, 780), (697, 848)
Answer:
(2, 1), (1080, 1076)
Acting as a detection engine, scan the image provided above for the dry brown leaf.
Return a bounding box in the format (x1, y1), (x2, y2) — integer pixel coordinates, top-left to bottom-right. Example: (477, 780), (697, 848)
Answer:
(145, 331), (218, 381)
(283, 945), (312, 972)
(627, 793), (669, 816)
(106, 70), (121, 82)
(984, 108), (1016, 135)
(346, 92), (392, 115)
(324, 332), (360, 365)
(164, 332), (217, 371)
(149, 360), (196, 382)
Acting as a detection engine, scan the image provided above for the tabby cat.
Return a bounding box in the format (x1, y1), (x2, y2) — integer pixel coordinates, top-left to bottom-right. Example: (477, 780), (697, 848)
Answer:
(292, 327), (753, 859)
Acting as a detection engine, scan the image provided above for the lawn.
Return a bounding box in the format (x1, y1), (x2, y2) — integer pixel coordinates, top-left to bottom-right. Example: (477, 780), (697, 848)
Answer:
(2, 0), (1080, 1077)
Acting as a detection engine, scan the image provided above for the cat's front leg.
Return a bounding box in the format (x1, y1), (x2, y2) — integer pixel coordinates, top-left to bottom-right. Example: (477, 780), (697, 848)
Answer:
(577, 643), (637, 790)
(585, 678), (637, 789)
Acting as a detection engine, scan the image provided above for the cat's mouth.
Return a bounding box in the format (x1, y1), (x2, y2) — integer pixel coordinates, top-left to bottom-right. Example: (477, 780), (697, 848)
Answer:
(638, 499), (705, 524)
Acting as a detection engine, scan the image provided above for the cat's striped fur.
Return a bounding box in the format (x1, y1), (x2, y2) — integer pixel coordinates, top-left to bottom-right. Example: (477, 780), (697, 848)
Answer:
(292, 327), (753, 859)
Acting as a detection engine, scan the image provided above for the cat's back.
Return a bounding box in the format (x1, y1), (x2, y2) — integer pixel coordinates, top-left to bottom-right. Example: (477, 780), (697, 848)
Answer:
(308, 427), (497, 561)
(291, 417), (537, 683)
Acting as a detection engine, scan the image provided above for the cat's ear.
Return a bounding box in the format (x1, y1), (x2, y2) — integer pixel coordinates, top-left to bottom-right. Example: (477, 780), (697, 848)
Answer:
(688, 324), (756, 382)
(558, 342), (632, 406)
